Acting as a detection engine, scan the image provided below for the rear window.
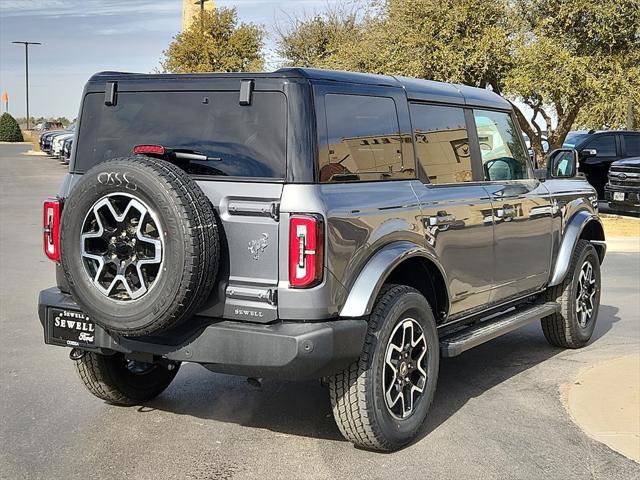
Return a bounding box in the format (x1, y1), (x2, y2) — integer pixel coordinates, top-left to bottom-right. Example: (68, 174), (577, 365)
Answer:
(74, 91), (287, 178)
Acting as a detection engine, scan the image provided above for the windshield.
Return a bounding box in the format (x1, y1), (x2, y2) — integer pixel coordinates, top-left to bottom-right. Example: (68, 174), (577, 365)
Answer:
(74, 90), (287, 178)
(563, 132), (590, 148)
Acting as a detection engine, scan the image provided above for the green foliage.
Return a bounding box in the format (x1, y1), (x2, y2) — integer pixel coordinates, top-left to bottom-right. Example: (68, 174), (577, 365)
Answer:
(161, 7), (265, 73)
(276, 5), (363, 68)
(505, 0), (640, 160)
(0, 113), (24, 142)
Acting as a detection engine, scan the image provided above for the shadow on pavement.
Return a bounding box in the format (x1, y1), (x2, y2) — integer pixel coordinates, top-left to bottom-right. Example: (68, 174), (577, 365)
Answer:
(142, 304), (620, 445)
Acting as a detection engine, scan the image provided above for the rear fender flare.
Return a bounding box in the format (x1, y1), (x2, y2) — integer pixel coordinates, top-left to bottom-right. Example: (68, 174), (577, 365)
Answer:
(339, 241), (449, 318)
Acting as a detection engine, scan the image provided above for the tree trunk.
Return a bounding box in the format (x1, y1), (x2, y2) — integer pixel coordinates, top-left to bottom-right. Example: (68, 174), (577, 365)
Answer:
(511, 102), (547, 168)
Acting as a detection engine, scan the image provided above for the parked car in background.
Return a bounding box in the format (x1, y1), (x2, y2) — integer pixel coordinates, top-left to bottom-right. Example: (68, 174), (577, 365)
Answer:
(563, 130), (640, 198)
(61, 137), (73, 164)
(36, 121), (64, 137)
(52, 132), (74, 158)
(40, 130), (65, 153)
(40, 123), (75, 155)
(605, 157), (640, 214)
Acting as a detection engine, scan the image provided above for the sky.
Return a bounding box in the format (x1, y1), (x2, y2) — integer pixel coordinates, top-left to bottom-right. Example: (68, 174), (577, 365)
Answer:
(0, 1), (343, 119)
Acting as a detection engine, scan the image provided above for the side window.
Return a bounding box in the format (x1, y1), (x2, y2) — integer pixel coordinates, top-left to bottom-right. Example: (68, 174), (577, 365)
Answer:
(409, 103), (472, 184)
(623, 134), (640, 156)
(320, 94), (410, 183)
(473, 110), (531, 181)
(584, 135), (616, 157)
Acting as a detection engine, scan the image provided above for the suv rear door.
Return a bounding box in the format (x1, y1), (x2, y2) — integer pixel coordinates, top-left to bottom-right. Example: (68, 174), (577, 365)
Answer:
(409, 103), (496, 317)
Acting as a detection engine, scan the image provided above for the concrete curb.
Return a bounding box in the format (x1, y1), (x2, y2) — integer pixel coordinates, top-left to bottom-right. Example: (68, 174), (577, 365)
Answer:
(21, 150), (47, 156)
(564, 353), (640, 463)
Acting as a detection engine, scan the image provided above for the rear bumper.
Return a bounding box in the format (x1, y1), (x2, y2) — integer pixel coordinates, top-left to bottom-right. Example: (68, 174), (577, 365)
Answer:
(38, 288), (367, 380)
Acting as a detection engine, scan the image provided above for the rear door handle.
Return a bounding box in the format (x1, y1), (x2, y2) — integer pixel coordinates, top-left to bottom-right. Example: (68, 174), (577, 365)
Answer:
(428, 212), (456, 227)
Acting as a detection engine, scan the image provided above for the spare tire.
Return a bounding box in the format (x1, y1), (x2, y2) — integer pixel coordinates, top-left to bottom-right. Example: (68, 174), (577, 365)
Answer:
(60, 156), (219, 336)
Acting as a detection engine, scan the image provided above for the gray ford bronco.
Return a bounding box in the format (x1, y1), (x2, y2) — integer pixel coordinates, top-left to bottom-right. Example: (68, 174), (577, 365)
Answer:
(39, 68), (605, 451)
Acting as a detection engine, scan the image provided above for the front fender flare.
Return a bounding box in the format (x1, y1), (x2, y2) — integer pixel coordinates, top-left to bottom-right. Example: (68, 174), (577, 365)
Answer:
(548, 210), (606, 287)
(339, 241), (449, 318)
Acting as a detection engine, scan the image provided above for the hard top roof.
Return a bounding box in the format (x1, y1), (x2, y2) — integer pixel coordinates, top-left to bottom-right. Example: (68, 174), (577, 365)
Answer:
(88, 67), (510, 110)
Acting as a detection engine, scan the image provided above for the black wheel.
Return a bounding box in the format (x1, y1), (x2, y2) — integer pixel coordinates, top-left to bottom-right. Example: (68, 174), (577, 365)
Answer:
(329, 284), (439, 451)
(60, 156), (219, 336)
(74, 352), (179, 405)
(541, 240), (601, 348)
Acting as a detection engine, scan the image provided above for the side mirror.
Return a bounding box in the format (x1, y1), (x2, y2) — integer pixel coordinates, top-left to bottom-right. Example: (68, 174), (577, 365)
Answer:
(580, 148), (597, 159)
(547, 148), (578, 178)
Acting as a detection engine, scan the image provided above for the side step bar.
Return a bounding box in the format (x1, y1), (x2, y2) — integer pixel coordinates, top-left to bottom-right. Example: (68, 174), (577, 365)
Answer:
(440, 302), (559, 357)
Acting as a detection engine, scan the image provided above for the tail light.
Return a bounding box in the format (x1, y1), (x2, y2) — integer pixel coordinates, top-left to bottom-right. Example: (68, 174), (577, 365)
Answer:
(289, 215), (324, 288)
(43, 198), (61, 261)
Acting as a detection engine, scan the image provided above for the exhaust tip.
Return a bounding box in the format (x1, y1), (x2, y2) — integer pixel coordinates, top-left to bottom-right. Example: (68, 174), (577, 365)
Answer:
(246, 377), (263, 388)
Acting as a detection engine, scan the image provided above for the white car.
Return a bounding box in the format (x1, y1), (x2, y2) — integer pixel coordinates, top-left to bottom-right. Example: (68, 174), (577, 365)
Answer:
(52, 133), (74, 158)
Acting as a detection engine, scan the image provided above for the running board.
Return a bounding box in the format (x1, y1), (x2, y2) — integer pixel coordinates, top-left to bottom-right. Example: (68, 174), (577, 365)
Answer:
(440, 302), (559, 357)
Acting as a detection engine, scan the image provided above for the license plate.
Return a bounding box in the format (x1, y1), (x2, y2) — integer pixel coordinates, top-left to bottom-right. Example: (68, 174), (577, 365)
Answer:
(49, 308), (95, 346)
(613, 192), (625, 201)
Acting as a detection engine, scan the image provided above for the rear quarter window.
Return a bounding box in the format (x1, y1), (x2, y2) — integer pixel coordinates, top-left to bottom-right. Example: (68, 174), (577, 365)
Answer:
(74, 91), (287, 179)
(319, 94), (412, 182)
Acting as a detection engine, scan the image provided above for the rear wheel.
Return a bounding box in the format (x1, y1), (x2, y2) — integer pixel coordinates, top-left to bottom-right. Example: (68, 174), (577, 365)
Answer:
(541, 240), (601, 348)
(329, 285), (439, 451)
(74, 352), (179, 405)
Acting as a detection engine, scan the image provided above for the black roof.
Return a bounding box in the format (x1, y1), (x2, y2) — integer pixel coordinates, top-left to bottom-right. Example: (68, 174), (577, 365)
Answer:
(88, 67), (510, 110)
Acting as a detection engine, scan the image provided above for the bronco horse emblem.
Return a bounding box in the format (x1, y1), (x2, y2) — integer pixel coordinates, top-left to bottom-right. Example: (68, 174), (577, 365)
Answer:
(248, 233), (269, 260)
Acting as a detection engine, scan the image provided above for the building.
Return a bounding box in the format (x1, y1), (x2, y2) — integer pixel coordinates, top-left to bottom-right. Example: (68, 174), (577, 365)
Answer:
(182, 0), (215, 31)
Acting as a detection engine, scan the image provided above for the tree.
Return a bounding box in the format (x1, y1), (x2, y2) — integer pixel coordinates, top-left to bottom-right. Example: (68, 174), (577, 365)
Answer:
(505, 0), (640, 163)
(275, 4), (364, 68)
(161, 7), (265, 73)
(0, 113), (24, 142)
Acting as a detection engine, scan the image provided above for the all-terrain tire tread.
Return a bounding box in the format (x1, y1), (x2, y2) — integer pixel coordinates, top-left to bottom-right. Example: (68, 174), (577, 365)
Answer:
(329, 284), (427, 451)
(541, 240), (597, 348)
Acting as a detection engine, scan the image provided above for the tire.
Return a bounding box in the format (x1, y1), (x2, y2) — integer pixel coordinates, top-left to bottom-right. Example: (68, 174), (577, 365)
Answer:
(60, 156), (219, 336)
(74, 352), (179, 405)
(541, 240), (601, 348)
(329, 284), (439, 451)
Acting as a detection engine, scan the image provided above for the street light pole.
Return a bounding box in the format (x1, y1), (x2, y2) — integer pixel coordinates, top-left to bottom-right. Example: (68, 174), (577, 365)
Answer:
(12, 41), (42, 131)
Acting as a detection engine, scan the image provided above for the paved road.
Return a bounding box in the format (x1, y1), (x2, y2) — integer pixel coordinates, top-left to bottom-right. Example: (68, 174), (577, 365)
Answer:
(1, 144), (639, 480)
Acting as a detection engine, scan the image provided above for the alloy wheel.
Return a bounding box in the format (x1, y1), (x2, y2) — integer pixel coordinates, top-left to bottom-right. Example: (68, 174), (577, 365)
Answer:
(383, 318), (429, 419)
(80, 193), (163, 301)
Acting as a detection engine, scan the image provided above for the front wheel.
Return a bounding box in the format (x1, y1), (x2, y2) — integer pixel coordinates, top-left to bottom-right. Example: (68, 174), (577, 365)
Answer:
(329, 284), (439, 451)
(74, 352), (179, 405)
(541, 240), (601, 348)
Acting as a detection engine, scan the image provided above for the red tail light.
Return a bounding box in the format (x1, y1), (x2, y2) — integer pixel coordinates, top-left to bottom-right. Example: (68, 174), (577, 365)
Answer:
(133, 144), (165, 155)
(289, 215), (324, 288)
(43, 198), (61, 261)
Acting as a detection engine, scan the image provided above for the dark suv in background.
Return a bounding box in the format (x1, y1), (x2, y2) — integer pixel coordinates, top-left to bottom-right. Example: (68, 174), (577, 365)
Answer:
(563, 130), (640, 199)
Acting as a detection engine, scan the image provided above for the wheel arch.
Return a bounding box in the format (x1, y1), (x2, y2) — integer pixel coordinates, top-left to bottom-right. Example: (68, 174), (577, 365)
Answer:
(339, 241), (450, 322)
(549, 210), (606, 287)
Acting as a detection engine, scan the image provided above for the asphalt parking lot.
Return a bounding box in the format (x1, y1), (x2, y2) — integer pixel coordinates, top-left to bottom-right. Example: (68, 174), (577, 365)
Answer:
(1, 143), (639, 480)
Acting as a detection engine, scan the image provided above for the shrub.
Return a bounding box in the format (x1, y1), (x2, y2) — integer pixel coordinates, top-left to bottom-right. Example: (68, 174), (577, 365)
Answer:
(0, 113), (24, 142)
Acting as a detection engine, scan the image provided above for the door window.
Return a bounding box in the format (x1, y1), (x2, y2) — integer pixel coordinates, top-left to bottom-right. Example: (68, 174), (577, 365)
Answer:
(473, 110), (531, 181)
(409, 104), (472, 184)
(583, 135), (616, 157)
(320, 94), (409, 182)
(623, 133), (640, 156)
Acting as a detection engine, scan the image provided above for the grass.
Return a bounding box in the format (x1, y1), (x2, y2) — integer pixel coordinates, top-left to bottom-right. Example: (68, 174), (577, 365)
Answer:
(601, 214), (640, 238)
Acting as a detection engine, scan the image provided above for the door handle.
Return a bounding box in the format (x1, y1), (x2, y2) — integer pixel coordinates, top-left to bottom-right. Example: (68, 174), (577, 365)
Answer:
(428, 212), (456, 227)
